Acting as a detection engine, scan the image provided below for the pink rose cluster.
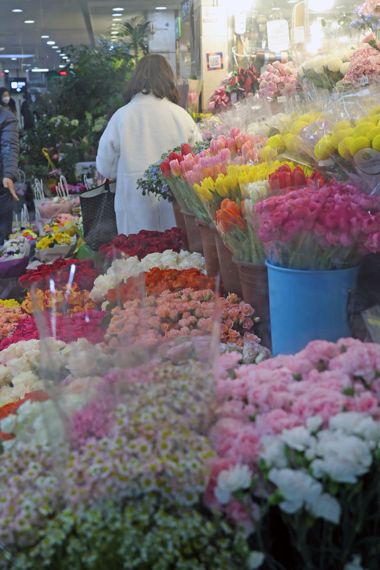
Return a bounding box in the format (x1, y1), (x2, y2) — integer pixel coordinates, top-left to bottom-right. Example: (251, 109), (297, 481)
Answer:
(254, 181), (380, 268)
(104, 289), (256, 352)
(206, 338), (380, 513)
(169, 129), (267, 187)
(258, 61), (299, 100)
(341, 44), (380, 88)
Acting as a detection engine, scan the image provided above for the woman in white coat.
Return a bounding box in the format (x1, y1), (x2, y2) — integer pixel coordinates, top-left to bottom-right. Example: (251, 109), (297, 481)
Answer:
(96, 54), (201, 236)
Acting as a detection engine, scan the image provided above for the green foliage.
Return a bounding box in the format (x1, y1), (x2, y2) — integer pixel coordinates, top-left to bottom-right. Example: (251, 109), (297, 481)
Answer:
(45, 40), (134, 121)
(7, 497), (252, 570)
(121, 17), (151, 64)
(21, 39), (135, 182)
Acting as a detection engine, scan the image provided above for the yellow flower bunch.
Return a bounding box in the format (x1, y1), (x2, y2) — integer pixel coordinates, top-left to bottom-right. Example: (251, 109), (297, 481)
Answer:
(194, 161), (303, 203)
(260, 112), (323, 161)
(36, 236), (54, 250)
(313, 106), (380, 161)
(0, 299), (20, 308)
(36, 232), (73, 250)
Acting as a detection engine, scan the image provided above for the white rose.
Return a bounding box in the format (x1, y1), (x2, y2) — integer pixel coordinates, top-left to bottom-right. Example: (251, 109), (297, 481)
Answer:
(327, 57), (343, 73)
(313, 64), (325, 75)
(215, 464), (252, 504)
(340, 62), (351, 75)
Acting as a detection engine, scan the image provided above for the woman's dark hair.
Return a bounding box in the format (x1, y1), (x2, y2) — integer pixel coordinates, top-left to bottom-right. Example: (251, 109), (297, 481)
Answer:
(124, 54), (179, 105)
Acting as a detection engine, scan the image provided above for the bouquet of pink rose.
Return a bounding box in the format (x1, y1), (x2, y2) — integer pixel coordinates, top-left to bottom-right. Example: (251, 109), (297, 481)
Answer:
(258, 61), (299, 101)
(254, 181), (380, 269)
(160, 130), (267, 224)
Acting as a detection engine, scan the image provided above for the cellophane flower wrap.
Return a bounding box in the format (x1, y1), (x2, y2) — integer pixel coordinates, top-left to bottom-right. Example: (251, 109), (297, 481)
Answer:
(160, 132), (267, 223)
(0, 262), (262, 570)
(210, 162), (311, 264)
(207, 337), (380, 569)
(258, 61), (299, 101)
(255, 180), (380, 270)
(305, 95), (380, 195)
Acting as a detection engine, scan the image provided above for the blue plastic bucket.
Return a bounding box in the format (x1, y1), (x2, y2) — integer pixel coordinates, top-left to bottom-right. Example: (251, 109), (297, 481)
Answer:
(266, 262), (359, 355)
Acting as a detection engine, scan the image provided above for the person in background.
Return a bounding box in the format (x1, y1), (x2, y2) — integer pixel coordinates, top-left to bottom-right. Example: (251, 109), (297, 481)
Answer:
(20, 94), (34, 130)
(0, 87), (17, 115)
(0, 106), (19, 244)
(96, 54), (201, 236)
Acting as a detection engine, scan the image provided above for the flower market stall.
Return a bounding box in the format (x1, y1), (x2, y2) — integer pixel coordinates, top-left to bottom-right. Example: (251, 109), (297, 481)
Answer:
(4, 1), (380, 567)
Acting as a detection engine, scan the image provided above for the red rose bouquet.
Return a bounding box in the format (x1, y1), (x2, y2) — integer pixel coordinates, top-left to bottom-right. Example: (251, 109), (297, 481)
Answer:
(99, 228), (185, 262)
(19, 259), (99, 291)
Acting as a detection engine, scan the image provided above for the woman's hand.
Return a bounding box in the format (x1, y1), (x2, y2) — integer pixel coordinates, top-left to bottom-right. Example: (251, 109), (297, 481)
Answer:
(2, 178), (19, 201)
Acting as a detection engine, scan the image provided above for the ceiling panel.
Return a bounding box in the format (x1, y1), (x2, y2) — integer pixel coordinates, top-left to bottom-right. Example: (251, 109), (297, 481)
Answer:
(0, 0), (181, 74)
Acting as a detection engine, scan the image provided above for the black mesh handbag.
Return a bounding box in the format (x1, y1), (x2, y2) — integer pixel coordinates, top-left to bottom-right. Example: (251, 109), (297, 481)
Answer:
(80, 180), (118, 250)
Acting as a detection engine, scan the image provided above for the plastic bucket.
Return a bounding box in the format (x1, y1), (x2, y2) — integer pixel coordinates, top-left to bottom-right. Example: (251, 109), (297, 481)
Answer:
(214, 233), (242, 296)
(182, 212), (203, 254)
(172, 200), (188, 249)
(235, 260), (271, 349)
(198, 223), (220, 277)
(266, 262), (359, 355)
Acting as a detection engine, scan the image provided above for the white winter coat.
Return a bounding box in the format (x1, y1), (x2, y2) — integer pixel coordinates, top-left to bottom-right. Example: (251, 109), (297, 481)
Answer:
(96, 93), (201, 236)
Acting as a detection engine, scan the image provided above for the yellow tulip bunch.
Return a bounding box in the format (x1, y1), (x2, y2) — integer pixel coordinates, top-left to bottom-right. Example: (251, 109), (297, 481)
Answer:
(194, 161), (292, 203)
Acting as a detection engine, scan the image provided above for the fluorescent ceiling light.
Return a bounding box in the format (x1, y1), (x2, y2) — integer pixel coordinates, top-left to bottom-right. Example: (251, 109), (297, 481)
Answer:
(59, 64), (66, 68)
(32, 68), (49, 72)
(41, 35), (49, 39)
(112, 7), (124, 11)
(52, 46), (59, 49)
(12, 9), (23, 13)
(4, 69), (9, 73)
(0, 54), (34, 59)
(47, 40), (56, 45)
(155, 6), (167, 9)
(24, 20), (35, 24)
(11, 58), (17, 61)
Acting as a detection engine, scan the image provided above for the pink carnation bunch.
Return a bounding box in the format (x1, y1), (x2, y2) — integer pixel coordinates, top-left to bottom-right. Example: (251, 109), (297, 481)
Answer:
(341, 44), (380, 88)
(258, 62), (299, 100)
(254, 181), (380, 269)
(206, 338), (380, 513)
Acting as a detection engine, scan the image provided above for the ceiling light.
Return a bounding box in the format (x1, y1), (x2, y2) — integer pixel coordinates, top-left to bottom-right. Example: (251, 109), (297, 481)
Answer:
(12, 8), (23, 13)
(155, 6), (167, 9)
(4, 69), (9, 73)
(11, 58), (17, 61)
(31, 68), (49, 72)
(47, 40), (55, 45)
(41, 35), (49, 39)
(113, 15), (122, 19)
(309, 0), (335, 10)
(112, 7), (124, 11)
(24, 20), (35, 24)
(59, 64), (66, 68)
(52, 46), (59, 49)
